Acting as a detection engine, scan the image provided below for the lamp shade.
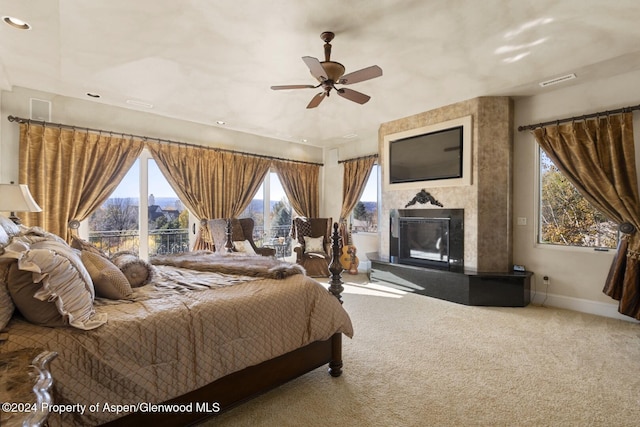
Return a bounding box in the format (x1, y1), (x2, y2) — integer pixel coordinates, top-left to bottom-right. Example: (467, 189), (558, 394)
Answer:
(0, 183), (42, 213)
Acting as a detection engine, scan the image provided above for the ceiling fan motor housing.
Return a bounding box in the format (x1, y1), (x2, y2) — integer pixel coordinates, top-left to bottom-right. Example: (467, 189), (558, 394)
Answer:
(316, 61), (345, 83)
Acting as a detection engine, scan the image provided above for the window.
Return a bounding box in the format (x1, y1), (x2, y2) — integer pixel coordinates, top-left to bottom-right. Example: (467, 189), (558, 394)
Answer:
(538, 148), (617, 248)
(87, 150), (190, 258)
(351, 164), (379, 233)
(239, 171), (296, 257)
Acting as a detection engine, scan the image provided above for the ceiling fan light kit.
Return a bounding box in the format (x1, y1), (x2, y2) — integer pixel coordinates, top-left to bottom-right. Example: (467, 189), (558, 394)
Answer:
(271, 31), (383, 109)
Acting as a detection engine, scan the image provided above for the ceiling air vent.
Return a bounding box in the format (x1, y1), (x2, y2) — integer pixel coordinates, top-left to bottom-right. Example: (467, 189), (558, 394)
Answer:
(539, 73), (576, 88)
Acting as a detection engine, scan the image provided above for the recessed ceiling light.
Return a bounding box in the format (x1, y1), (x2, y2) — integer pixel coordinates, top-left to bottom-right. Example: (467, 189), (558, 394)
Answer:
(126, 99), (153, 108)
(301, 139), (308, 143)
(86, 92), (101, 98)
(3, 16), (31, 30)
(216, 120), (226, 125)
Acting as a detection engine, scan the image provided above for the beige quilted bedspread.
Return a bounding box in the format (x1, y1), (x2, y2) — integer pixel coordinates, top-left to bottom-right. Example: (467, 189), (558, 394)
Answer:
(0, 267), (353, 426)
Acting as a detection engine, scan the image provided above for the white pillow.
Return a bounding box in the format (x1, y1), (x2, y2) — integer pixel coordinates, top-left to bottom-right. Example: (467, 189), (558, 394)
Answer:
(303, 236), (325, 254)
(233, 240), (256, 255)
(0, 215), (21, 240)
(0, 225), (10, 248)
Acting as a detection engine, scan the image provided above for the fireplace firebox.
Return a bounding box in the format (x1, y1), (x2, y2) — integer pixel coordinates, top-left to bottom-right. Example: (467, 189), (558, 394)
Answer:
(391, 209), (464, 270)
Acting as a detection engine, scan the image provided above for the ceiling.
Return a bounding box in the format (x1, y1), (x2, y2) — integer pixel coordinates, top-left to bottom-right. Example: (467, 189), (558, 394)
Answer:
(1, 0), (640, 148)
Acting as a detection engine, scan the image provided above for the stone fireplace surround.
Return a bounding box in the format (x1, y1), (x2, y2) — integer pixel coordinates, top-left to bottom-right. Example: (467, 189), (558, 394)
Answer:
(378, 96), (514, 272)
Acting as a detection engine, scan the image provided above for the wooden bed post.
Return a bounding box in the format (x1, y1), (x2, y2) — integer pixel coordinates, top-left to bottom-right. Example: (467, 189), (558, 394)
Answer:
(329, 333), (343, 377)
(224, 218), (234, 253)
(328, 222), (344, 304)
(327, 222), (344, 377)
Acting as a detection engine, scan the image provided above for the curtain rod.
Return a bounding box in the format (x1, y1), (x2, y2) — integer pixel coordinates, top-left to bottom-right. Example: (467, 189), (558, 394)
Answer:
(7, 115), (324, 167)
(337, 153), (378, 164)
(517, 103), (640, 132)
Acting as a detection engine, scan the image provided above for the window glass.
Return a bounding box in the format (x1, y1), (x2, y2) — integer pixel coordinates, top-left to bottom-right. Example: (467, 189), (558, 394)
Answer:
(239, 181), (265, 244)
(352, 164), (379, 233)
(147, 159), (189, 255)
(88, 160), (140, 255)
(239, 171), (294, 258)
(538, 148), (617, 248)
(88, 155), (190, 257)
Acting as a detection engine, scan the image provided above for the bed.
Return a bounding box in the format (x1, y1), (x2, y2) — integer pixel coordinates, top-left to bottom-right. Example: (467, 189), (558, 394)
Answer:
(0, 218), (353, 427)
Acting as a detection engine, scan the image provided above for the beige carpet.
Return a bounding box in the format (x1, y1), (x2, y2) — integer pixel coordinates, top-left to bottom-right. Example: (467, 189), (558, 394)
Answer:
(200, 275), (640, 427)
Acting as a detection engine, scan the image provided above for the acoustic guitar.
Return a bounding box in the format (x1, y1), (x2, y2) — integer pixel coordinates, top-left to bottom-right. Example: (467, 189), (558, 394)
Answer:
(339, 221), (359, 274)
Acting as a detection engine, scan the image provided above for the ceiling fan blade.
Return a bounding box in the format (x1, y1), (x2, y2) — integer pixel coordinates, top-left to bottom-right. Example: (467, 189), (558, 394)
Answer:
(302, 56), (327, 81)
(271, 84), (316, 90)
(306, 92), (326, 109)
(337, 88), (371, 105)
(338, 65), (383, 85)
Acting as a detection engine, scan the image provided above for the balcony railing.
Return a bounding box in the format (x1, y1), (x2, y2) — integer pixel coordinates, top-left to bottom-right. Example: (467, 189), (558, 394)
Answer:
(253, 225), (293, 257)
(88, 225), (293, 257)
(88, 229), (189, 256)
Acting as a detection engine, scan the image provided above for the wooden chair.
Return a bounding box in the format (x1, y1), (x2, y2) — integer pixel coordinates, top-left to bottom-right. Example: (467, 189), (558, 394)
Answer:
(292, 217), (333, 277)
(208, 218), (276, 257)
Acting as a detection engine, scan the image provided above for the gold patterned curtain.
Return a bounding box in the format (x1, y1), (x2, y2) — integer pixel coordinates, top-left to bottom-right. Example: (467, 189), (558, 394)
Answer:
(18, 123), (144, 240)
(340, 155), (377, 221)
(146, 142), (270, 250)
(215, 151), (271, 217)
(272, 160), (320, 218)
(531, 112), (640, 319)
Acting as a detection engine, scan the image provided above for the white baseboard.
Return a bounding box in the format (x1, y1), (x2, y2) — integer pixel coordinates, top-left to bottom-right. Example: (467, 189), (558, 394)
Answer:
(530, 290), (639, 323)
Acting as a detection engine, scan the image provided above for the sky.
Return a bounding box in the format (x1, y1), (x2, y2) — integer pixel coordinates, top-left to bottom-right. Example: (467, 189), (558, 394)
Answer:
(110, 159), (378, 202)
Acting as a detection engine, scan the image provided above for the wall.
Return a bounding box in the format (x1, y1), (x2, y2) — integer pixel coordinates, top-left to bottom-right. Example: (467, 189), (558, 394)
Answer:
(0, 86), (324, 184)
(513, 68), (640, 321)
(378, 97), (513, 271)
(322, 140), (379, 270)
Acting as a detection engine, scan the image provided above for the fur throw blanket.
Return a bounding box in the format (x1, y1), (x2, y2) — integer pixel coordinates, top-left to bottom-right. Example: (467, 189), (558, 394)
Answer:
(150, 251), (306, 280)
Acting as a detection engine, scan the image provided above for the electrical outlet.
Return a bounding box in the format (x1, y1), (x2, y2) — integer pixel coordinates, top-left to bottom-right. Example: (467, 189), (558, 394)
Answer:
(543, 276), (550, 286)
(517, 217), (527, 226)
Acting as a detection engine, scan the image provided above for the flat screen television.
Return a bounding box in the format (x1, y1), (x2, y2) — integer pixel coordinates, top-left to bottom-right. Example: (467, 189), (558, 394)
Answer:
(389, 126), (463, 183)
(383, 115), (472, 189)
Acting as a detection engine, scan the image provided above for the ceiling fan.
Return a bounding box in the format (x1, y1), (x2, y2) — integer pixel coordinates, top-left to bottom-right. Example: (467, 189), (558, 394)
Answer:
(271, 31), (383, 109)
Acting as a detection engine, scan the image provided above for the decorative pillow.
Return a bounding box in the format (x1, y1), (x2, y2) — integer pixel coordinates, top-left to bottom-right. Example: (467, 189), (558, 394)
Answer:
(0, 225), (10, 250)
(1, 237), (95, 298)
(295, 218), (313, 245)
(7, 262), (66, 327)
(0, 215), (21, 240)
(81, 250), (132, 299)
(2, 239), (106, 330)
(71, 236), (107, 258)
(303, 236), (325, 254)
(233, 240), (256, 255)
(110, 251), (154, 288)
(20, 226), (67, 245)
(0, 263), (15, 333)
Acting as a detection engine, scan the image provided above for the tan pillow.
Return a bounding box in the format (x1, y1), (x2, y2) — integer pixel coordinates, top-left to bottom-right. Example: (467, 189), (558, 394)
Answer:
(81, 251), (132, 299)
(1, 238), (106, 330)
(0, 263), (15, 332)
(304, 236), (325, 254)
(7, 262), (66, 327)
(110, 251), (153, 288)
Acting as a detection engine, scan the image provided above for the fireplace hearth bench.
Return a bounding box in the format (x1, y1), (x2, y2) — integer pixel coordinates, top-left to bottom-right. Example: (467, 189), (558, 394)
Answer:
(368, 253), (532, 307)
